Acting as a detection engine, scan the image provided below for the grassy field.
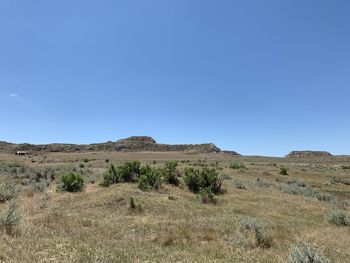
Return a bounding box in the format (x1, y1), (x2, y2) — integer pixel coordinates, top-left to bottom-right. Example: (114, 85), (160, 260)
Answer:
(0, 151), (350, 262)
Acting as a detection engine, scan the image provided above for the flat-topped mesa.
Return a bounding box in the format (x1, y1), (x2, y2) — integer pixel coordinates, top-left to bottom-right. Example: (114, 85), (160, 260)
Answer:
(286, 151), (332, 158)
(114, 136), (222, 153)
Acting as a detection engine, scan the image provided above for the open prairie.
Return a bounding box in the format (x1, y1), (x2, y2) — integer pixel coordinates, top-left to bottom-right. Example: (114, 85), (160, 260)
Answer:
(0, 151), (350, 262)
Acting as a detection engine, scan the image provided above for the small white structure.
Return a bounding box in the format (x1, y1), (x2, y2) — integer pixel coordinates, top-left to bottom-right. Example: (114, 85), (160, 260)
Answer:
(15, 151), (27, 156)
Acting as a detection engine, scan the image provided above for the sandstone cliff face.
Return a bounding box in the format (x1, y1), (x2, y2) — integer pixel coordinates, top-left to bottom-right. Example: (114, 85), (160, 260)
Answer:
(286, 151), (332, 158)
(0, 136), (233, 154)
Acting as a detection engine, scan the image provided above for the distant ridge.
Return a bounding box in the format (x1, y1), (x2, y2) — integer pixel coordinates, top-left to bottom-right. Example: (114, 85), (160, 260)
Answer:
(286, 151), (332, 158)
(0, 136), (239, 155)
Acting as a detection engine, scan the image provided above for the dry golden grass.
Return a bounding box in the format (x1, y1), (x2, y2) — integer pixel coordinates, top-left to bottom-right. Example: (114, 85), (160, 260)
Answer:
(0, 151), (350, 262)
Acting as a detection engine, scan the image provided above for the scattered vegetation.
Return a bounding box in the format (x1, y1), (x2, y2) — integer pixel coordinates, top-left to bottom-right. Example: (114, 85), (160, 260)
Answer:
(288, 242), (330, 263)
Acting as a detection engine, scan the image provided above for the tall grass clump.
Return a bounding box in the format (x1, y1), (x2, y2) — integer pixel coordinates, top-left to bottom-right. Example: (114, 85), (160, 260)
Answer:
(59, 172), (84, 192)
(288, 242), (330, 263)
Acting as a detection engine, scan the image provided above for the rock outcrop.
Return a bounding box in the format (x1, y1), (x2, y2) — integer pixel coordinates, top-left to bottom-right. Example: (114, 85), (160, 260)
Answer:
(286, 151), (332, 158)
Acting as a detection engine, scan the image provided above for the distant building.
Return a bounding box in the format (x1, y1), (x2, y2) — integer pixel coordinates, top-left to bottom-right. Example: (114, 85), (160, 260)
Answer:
(15, 151), (27, 156)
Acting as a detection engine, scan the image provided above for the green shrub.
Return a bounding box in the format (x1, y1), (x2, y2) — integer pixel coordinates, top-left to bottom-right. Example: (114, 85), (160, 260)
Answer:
(199, 187), (216, 204)
(0, 183), (18, 203)
(229, 162), (247, 170)
(138, 165), (161, 191)
(184, 168), (201, 193)
(240, 217), (272, 248)
(288, 242), (330, 263)
(233, 178), (247, 189)
(162, 161), (179, 186)
(199, 167), (222, 194)
(100, 164), (120, 187)
(280, 167), (289, 175)
(184, 167), (222, 194)
(325, 209), (350, 226)
(118, 161), (141, 182)
(0, 200), (21, 236)
(59, 172), (84, 192)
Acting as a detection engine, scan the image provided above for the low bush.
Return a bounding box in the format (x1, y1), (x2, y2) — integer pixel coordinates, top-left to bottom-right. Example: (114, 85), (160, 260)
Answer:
(229, 162), (247, 170)
(240, 217), (272, 248)
(288, 242), (330, 263)
(100, 164), (120, 187)
(325, 209), (350, 226)
(184, 167), (222, 194)
(233, 179), (247, 189)
(162, 161), (179, 186)
(138, 165), (162, 191)
(184, 168), (201, 193)
(59, 172), (84, 192)
(118, 161), (141, 182)
(279, 167), (289, 175)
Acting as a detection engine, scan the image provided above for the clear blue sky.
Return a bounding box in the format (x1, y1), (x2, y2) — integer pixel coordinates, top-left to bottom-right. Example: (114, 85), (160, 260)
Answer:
(0, 0), (349, 156)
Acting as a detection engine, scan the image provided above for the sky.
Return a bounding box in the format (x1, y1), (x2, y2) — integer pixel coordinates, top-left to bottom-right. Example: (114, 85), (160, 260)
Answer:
(0, 0), (349, 156)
